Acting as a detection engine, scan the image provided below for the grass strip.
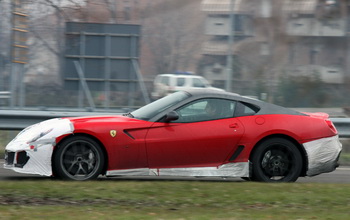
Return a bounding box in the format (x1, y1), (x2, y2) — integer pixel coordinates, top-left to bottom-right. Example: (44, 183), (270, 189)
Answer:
(0, 180), (348, 219)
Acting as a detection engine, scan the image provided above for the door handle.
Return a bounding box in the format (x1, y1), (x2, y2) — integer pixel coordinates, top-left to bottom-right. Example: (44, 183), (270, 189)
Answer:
(229, 123), (239, 128)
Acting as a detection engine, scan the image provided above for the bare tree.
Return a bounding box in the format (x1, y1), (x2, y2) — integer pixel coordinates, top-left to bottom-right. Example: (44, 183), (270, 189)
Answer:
(102, 0), (117, 22)
(141, 0), (204, 76)
(0, 0), (12, 91)
(24, 0), (84, 84)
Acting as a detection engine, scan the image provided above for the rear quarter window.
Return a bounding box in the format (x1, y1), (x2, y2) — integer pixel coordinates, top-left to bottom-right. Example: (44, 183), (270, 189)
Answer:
(234, 101), (260, 117)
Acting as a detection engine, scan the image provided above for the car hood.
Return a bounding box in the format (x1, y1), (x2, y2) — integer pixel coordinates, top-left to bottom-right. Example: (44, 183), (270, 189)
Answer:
(68, 115), (142, 123)
(67, 115), (152, 130)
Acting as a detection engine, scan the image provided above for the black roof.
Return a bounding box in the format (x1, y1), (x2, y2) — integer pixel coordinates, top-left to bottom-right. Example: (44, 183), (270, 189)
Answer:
(184, 89), (305, 116)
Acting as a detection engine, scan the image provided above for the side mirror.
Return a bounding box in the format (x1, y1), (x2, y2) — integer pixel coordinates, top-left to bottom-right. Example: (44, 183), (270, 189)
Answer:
(164, 111), (179, 122)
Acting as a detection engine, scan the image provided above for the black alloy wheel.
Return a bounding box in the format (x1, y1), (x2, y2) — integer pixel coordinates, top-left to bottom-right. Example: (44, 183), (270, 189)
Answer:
(251, 138), (302, 182)
(53, 136), (105, 180)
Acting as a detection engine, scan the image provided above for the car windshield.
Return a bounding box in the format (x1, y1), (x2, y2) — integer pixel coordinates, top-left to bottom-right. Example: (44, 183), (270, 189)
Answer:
(131, 91), (190, 121)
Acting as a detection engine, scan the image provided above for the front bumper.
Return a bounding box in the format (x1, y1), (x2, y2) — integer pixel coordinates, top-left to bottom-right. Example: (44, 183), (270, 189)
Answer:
(4, 142), (55, 176)
(4, 118), (74, 176)
(303, 135), (342, 176)
(5, 151), (29, 168)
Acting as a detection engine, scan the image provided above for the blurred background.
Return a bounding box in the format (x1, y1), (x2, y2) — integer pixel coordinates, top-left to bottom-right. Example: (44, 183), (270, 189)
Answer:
(1, 0), (350, 110)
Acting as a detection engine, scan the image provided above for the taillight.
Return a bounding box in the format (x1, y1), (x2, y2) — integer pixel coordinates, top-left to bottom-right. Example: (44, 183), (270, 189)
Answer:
(326, 119), (337, 134)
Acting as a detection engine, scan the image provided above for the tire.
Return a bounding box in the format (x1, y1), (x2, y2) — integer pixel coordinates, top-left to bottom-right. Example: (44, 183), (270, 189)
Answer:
(53, 136), (105, 181)
(251, 138), (302, 182)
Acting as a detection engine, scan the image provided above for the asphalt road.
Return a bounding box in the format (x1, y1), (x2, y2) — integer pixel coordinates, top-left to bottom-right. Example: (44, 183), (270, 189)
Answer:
(0, 160), (349, 183)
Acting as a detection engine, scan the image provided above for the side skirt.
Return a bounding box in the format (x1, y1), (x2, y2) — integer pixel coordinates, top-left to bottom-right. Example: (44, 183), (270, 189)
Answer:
(106, 162), (249, 178)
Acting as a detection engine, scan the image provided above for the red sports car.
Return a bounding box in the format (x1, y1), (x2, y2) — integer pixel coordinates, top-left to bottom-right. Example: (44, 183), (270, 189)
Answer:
(4, 90), (342, 182)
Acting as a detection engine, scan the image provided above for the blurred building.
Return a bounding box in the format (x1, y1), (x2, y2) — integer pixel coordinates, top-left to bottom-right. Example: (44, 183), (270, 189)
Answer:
(201, 0), (348, 94)
(201, 0), (256, 91)
(283, 0), (345, 84)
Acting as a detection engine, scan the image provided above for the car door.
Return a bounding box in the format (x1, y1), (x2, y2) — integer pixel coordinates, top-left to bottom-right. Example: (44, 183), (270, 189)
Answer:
(145, 98), (245, 168)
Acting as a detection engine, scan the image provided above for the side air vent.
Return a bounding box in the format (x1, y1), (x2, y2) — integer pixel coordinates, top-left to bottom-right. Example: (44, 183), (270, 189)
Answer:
(124, 130), (135, 140)
(229, 145), (245, 161)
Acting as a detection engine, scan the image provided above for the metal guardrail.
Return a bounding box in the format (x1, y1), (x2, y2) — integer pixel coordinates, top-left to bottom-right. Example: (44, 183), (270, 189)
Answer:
(0, 110), (349, 138)
(329, 118), (350, 138)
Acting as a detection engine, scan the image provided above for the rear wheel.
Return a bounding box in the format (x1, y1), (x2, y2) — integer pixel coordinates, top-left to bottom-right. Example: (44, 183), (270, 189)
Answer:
(53, 136), (105, 181)
(251, 138), (302, 182)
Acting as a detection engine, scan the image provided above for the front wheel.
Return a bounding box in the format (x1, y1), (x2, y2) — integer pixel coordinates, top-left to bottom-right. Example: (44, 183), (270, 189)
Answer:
(251, 138), (302, 182)
(53, 136), (105, 181)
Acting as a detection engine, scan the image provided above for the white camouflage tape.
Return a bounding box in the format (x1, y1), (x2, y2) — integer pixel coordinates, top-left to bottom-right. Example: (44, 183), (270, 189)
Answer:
(106, 162), (249, 178)
(4, 118), (74, 176)
(303, 135), (342, 176)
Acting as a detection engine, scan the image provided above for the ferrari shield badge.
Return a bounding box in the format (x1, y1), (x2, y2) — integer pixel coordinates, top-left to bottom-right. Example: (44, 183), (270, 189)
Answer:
(110, 130), (117, 137)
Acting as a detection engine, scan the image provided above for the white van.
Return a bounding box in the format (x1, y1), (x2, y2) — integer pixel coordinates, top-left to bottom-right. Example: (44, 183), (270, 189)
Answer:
(151, 73), (224, 100)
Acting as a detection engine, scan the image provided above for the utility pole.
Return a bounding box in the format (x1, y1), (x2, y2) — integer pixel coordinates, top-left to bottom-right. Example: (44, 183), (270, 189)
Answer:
(0, 0), (3, 93)
(225, 0), (235, 92)
(10, 0), (28, 108)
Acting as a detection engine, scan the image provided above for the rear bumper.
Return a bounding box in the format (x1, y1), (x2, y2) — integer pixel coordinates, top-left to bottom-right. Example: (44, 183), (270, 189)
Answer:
(303, 135), (342, 176)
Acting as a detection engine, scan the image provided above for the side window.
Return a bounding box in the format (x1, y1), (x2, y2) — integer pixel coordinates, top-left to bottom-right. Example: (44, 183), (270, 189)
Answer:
(177, 77), (185, 86)
(161, 76), (170, 86)
(234, 101), (260, 117)
(174, 99), (236, 123)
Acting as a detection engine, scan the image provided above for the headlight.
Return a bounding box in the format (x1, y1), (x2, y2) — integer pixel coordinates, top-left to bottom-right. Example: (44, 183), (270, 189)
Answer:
(5, 118), (74, 153)
(27, 128), (53, 144)
(12, 123), (54, 144)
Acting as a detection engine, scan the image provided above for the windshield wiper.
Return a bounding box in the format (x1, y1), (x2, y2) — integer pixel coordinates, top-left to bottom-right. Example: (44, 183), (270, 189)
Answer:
(123, 112), (134, 118)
